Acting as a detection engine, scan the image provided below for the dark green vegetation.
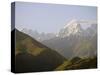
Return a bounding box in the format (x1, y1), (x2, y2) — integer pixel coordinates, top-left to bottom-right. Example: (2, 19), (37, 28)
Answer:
(15, 29), (97, 73)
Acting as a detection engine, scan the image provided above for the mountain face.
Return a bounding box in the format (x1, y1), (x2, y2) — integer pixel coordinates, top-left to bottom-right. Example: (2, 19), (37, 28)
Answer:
(57, 19), (83, 38)
(57, 19), (97, 38)
(41, 19), (97, 58)
(15, 29), (66, 73)
(21, 28), (56, 41)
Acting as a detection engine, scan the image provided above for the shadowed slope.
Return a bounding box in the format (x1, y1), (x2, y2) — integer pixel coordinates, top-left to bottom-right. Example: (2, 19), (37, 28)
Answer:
(15, 29), (66, 73)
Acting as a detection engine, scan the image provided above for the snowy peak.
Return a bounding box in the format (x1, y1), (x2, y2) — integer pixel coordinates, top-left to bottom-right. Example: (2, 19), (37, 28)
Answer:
(21, 19), (97, 40)
(63, 19), (78, 29)
(58, 19), (83, 37)
(64, 20), (82, 33)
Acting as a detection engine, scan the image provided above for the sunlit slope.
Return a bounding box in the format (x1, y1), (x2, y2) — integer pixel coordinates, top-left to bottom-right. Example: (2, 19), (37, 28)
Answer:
(55, 56), (97, 70)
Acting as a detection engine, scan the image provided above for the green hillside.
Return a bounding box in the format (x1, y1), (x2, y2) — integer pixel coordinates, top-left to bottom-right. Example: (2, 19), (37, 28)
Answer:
(15, 29), (66, 73)
(65, 56), (97, 70)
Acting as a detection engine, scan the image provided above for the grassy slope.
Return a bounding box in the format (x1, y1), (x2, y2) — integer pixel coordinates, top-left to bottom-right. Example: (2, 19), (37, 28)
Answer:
(55, 56), (97, 71)
(15, 29), (66, 73)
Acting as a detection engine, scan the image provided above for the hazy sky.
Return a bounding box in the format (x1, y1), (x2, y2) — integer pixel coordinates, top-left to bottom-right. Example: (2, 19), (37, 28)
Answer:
(15, 2), (97, 33)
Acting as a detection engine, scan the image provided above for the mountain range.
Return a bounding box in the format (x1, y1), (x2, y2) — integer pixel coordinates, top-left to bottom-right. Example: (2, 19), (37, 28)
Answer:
(21, 19), (97, 58)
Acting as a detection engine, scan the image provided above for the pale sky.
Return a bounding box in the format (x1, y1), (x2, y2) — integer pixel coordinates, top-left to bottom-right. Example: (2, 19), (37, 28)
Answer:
(15, 2), (97, 33)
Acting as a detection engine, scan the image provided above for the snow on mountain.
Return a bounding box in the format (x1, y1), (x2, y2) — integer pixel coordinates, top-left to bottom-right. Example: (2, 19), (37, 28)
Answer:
(57, 19), (97, 38)
(57, 19), (83, 38)
(21, 19), (97, 41)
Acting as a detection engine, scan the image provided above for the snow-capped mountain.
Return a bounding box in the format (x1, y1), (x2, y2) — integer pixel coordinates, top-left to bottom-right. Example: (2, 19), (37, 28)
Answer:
(56, 19), (97, 38)
(41, 19), (97, 58)
(21, 19), (97, 41)
(57, 19), (83, 38)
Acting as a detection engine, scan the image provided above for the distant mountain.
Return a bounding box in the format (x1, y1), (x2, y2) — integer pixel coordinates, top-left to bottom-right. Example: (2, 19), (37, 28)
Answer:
(15, 29), (66, 73)
(41, 19), (97, 58)
(57, 19), (83, 38)
(21, 28), (56, 41)
(57, 19), (97, 38)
